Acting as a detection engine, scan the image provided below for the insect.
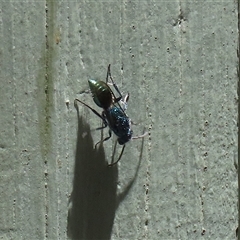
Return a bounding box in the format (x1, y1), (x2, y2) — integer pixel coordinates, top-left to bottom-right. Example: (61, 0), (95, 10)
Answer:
(75, 64), (146, 166)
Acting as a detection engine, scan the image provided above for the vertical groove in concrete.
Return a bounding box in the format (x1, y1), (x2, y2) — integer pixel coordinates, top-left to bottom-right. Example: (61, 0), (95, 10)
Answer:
(237, 1), (240, 239)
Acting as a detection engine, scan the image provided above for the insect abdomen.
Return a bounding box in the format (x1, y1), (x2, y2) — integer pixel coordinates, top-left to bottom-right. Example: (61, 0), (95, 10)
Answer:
(106, 106), (133, 145)
(88, 79), (112, 109)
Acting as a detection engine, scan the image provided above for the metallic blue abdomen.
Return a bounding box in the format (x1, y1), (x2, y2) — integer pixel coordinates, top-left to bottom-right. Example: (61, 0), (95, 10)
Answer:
(105, 106), (133, 145)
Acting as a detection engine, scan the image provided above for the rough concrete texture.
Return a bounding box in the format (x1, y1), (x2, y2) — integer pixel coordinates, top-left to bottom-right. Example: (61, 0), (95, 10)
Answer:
(0, 1), (238, 240)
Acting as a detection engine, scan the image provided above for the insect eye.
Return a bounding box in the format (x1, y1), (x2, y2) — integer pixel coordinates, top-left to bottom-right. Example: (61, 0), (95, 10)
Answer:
(118, 138), (125, 145)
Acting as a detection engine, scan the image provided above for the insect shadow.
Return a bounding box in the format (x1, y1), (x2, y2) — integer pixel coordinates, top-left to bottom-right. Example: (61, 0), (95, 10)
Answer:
(67, 104), (145, 240)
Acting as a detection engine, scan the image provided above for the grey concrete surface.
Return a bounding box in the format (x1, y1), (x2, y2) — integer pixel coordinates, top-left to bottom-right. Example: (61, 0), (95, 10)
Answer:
(0, 1), (238, 240)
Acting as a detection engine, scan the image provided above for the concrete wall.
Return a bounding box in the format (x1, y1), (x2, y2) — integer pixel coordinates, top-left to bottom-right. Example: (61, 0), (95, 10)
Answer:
(0, 1), (238, 239)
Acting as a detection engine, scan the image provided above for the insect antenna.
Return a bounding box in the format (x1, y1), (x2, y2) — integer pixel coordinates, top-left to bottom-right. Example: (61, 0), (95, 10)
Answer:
(132, 132), (149, 140)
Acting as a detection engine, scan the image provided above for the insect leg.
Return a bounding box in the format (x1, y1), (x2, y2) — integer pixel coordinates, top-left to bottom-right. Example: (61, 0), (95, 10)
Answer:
(108, 144), (125, 167)
(121, 93), (130, 111)
(106, 64), (123, 102)
(106, 64), (127, 113)
(74, 98), (107, 123)
(75, 98), (109, 134)
(102, 129), (112, 142)
(95, 129), (112, 148)
(95, 124), (108, 131)
(75, 99), (112, 148)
